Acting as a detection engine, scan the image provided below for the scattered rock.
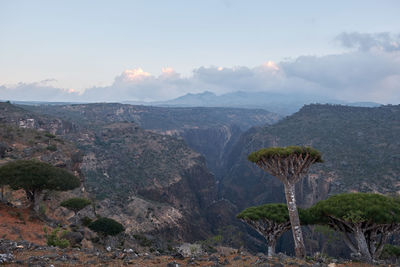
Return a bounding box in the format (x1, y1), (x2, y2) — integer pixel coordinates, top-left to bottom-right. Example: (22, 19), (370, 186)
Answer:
(172, 252), (185, 260)
(209, 254), (219, 262)
(277, 252), (289, 261)
(177, 243), (204, 257)
(63, 231), (83, 246)
(166, 261), (180, 267)
(0, 253), (14, 264)
(233, 255), (241, 261)
(81, 239), (94, 250)
(219, 258), (230, 265)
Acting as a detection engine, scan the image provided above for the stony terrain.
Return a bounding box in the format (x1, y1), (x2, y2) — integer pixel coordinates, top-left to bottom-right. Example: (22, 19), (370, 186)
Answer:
(0, 238), (386, 267)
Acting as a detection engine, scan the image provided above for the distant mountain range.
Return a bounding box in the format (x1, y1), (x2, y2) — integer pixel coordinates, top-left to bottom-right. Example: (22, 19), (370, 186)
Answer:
(4, 90), (382, 116)
(123, 91), (382, 115)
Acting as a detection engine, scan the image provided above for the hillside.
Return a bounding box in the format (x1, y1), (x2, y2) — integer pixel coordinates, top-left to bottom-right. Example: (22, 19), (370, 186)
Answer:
(0, 102), (219, 243)
(3, 101), (399, 256)
(22, 103), (280, 179)
(222, 104), (400, 210)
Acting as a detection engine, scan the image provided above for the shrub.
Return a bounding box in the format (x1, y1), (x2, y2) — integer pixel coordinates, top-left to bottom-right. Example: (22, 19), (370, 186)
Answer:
(380, 244), (400, 260)
(46, 145), (57, 151)
(44, 227), (70, 248)
(88, 217), (124, 236)
(81, 216), (93, 226)
(60, 198), (91, 214)
(44, 132), (56, 139)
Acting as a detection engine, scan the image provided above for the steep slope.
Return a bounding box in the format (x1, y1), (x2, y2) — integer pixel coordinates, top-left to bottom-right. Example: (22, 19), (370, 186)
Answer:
(222, 104), (400, 210)
(0, 103), (86, 240)
(1, 102), (219, 241)
(23, 103), (280, 179)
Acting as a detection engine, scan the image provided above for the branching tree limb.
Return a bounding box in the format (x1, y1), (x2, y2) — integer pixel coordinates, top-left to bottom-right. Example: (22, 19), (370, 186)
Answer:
(248, 146), (323, 258)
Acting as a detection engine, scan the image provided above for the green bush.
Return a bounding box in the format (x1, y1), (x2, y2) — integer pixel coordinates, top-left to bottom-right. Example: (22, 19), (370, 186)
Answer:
(46, 145), (57, 151)
(44, 227), (70, 248)
(380, 244), (400, 259)
(44, 132), (56, 138)
(133, 234), (152, 247)
(60, 198), (91, 214)
(81, 216), (93, 226)
(88, 217), (124, 236)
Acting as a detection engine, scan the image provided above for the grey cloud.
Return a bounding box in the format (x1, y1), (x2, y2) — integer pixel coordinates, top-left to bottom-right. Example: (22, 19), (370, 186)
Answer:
(281, 52), (400, 88)
(280, 49), (400, 102)
(336, 32), (400, 52)
(0, 82), (80, 102)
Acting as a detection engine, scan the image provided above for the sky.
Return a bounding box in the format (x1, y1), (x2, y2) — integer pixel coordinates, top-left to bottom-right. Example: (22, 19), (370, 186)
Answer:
(0, 0), (400, 103)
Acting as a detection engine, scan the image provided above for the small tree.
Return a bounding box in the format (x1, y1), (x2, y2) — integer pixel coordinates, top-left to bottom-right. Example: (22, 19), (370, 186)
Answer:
(237, 203), (309, 257)
(308, 193), (400, 262)
(248, 146), (322, 258)
(89, 217), (124, 236)
(61, 197), (91, 215)
(0, 160), (80, 210)
(61, 197), (91, 223)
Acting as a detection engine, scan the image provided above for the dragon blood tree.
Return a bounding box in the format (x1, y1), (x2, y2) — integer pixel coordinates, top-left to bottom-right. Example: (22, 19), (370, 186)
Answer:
(248, 146), (323, 258)
(308, 193), (400, 262)
(237, 203), (309, 257)
(0, 160), (80, 211)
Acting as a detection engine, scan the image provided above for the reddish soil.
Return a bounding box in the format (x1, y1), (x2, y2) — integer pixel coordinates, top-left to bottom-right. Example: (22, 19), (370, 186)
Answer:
(0, 203), (47, 245)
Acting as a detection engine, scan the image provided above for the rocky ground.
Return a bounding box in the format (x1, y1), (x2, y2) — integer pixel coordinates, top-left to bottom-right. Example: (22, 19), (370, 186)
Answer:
(0, 239), (394, 267)
(0, 197), (396, 267)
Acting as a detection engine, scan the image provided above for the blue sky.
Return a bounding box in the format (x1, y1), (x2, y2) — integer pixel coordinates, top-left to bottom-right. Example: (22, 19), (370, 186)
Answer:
(0, 0), (399, 103)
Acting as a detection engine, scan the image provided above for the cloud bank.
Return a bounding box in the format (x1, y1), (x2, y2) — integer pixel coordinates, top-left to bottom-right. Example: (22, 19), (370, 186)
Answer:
(1, 32), (400, 104)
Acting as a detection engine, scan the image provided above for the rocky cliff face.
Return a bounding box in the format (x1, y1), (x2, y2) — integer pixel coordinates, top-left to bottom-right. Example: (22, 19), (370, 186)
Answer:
(76, 122), (218, 241)
(23, 103), (280, 180)
(3, 102), (221, 242)
(221, 104), (400, 210)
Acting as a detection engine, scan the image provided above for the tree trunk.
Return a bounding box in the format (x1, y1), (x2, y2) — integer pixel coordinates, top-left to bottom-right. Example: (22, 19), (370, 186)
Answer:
(26, 190), (39, 212)
(267, 238), (276, 257)
(354, 227), (372, 262)
(284, 182), (306, 258)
